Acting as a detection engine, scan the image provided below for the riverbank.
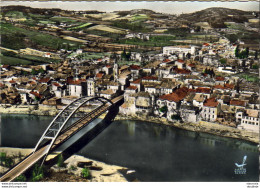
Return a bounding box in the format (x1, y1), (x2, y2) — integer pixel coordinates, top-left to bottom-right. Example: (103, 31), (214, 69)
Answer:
(1, 104), (259, 144)
(112, 114), (259, 144)
(0, 147), (128, 182)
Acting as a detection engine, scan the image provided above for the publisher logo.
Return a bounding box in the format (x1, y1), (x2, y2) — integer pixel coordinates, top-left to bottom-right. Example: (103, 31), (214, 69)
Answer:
(234, 155), (247, 175)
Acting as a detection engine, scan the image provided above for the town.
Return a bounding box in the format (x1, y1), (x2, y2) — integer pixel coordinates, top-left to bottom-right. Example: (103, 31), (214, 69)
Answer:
(0, 6), (259, 135)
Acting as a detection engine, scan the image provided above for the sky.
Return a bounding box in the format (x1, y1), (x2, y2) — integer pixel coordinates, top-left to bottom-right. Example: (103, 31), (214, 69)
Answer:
(1, 1), (259, 14)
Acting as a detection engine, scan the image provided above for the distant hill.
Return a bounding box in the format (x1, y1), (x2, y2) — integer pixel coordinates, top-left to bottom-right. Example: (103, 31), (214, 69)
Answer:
(1, 5), (70, 17)
(1, 6), (258, 29)
(128, 9), (156, 15)
(178, 7), (251, 28)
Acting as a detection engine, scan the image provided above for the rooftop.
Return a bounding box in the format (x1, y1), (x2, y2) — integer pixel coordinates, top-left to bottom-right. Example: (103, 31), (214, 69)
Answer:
(203, 98), (218, 107)
(159, 87), (189, 103)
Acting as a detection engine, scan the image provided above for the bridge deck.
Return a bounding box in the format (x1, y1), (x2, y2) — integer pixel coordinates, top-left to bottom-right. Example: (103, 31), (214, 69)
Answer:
(0, 96), (123, 182)
(0, 146), (49, 182)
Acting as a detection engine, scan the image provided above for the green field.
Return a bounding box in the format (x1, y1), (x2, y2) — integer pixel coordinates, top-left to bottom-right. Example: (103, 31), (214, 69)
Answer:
(0, 55), (33, 65)
(39, 20), (56, 24)
(131, 14), (149, 21)
(5, 11), (26, 19)
(68, 23), (93, 30)
(1, 48), (61, 65)
(236, 73), (259, 83)
(28, 13), (47, 19)
(84, 29), (124, 39)
(1, 23), (80, 50)
(112, 20), (152, 33)
(50, 16), (78, 23)
(19, 54), (60, 63)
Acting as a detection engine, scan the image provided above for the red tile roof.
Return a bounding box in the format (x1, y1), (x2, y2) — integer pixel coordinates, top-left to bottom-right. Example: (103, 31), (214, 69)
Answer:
(215, 76), (225, 81)
(177, 59), (184, 63)
(130, 65), (141, 70)
(30, 91), (42, 99)
(224, 83), (234, 89)
(203, 43), (210, 46)
(132, 78), (142, 84)
(174, 68), (191, 74)
(163, 59), (171, 63)
(52, 82), (61, 87)
(203, 98), (218, 107)
(230, 100), (246, 106)
(0, 83), (5, 88)
(2, 65), (9, 68)
(188, 63), (195, 67)
(96, 73), (104, 78)
(28, 81), (37, 85)
(67, 78), (86, 85)
(9, 80), (16, 84)
(38, 77), (51, 83)
(159, 87), (189, 103)
(195, 87), (211, 94)
(142, 76), (158, 80)
(214, 85), (225, 89)
(126, 86), (137, 90)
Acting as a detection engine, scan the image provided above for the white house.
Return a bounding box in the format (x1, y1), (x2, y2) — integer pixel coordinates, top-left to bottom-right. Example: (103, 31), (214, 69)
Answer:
(200, 98), (219, 122)
(163, 46), (196, 56)
(237, 109), (259, 132)
(87, 78), (95, 97)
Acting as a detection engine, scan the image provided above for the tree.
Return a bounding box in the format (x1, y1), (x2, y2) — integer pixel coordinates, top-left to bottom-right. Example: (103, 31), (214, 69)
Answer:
(235, 45), (240, 58)
(31, 68), (37, 75)
(159, 106), (168, 113)
(2, 51), (17, 57)
(126, 52), (131, 61)
(121, 49), (127, 60)
(245, 47), (249, 58)
(38, 68), (45, 74)
(57, 154), (64, 168)
(254, 50), (258, 60)
(220, 58), (227, 65)
(81, 167), (90, 179)
(32, 164), (44, 182)
(5, 157), (14, 167)
(186, 53), (191, 59)
(0, 152), (6, 165)
(15, 174), (26, 182)
(171, 114), (182, 120)
(252, 64), (259, 69)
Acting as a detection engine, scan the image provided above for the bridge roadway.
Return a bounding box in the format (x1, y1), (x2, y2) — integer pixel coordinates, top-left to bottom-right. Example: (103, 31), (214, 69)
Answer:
(0, 96), (123, 182)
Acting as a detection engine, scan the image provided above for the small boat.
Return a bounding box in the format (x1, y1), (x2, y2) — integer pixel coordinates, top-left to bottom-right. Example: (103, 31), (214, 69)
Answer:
(126, 170), (136, 174)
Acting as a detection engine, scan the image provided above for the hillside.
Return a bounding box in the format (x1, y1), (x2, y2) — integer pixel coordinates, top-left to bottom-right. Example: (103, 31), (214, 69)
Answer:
(179, 7), (252, 28)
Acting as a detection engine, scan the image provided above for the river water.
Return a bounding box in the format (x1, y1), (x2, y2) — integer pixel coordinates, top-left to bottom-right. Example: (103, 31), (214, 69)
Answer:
(0, 114), (259, 182)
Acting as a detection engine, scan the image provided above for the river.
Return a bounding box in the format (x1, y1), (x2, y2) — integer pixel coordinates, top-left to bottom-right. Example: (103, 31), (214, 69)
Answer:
(0, 114), (259, 182)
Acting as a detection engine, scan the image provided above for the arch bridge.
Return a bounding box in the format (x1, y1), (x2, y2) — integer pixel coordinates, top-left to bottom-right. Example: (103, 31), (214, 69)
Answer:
(0, 95), (123, 182)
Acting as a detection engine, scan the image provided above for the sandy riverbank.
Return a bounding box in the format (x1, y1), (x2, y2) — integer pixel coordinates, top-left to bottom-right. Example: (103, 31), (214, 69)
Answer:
(0, 147), (128, 182)
(0, 105), (58, 116)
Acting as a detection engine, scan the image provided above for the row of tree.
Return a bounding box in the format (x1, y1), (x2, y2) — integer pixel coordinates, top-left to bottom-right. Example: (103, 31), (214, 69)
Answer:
(235, 45), (249, 59)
